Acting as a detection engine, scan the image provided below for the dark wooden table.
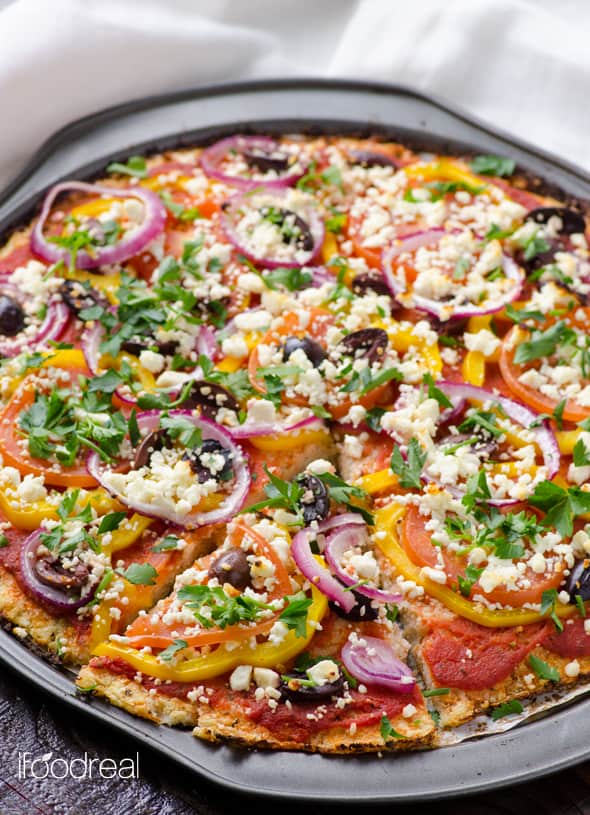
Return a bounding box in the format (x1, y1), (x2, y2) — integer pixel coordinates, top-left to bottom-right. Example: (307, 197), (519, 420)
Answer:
(1, 663), (589, 815)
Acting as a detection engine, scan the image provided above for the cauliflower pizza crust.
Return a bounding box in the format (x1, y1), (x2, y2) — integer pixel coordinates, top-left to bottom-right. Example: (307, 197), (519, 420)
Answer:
(0, 133), (588, 754)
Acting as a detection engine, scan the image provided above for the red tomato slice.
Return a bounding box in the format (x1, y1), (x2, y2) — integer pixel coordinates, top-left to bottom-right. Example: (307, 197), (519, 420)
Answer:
(401, 505), (564, 607)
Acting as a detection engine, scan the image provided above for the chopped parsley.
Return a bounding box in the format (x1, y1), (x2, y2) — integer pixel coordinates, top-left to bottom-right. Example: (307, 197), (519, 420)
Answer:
(116, 563), (158, 586)
(380, 714), (404, 741)
(470, 154), (515, 177)
(490, 699), (523, 720)
(528, 654), (559, 682)
(158, 639), (188, 663)
(390, 438), (426, 490)
(106, 155), (148, 178)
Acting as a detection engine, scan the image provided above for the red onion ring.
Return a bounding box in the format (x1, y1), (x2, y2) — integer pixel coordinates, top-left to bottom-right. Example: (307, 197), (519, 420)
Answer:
(429, 381), (560, 505)
(196, 324), (219, 361)
(80, 319), (101, 375)
(341, 635), (416, 693)
(221, 189), (325, 270)
(20, 528), (97, 613)
(228, 414), (321, 440)
(200, 136), (306, 191)
(290, 527), (356, 612)
(383, 230), (524, 320)
(31, 182), (167, 269)
(317, 513), (367, 534)
(0, 299), (70, 358)
(324, 524), (402, 604)
(87, 411), (250, 528)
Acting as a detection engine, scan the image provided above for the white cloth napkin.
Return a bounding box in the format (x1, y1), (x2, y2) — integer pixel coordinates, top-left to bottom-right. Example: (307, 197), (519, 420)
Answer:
(0, 0), (589, 192)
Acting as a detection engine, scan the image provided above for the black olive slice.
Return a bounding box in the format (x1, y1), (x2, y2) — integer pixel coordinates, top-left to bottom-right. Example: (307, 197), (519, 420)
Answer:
(296, 473), (330, 525)
(121, 336), (179, 357)
(182, 380), (240, 419)
(279, 669), (345, 704)
(567, 558), (590, 603)
(208, 548), (251, 590)
(185, 438), (233, 483)
(329, 589), (378, 621)
(0, 295), (25, 336)
(133, 429), (172, 470)
(35, 556), (90, 590)
(349, 149), (397, 169)
(283, 336), (327, 367)
(258, 206), (314, 252)
(59, 280), (106, 317)
(243, 148), (291, 174)
(351, 271), (392, 298)
(525, 207), (586, 235)
(338, 327), (389, 364)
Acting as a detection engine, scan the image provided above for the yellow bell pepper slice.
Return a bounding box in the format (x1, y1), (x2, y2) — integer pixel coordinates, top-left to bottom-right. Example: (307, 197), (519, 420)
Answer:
(90, 600), (115, 649)
(374, 502), (576, 628)
(462, 351), (485, 387)
(92, 585), (328, 681)
(42, 348), (87, 370)
(249, 428), (331, 452)
(356, 468), (399, 496)
(0, 486), (121, 531)
(382, 320), (442, 378)
(321, 232), (340, 265)
(70, 198), (118, 219)
(556, 429), (581, 456)
(101, 514), (152, 556)
(404, 158), (488, 191)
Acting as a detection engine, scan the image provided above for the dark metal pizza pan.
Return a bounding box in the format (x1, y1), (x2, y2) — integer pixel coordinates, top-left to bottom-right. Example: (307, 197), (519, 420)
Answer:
(0, 79), (588, 802)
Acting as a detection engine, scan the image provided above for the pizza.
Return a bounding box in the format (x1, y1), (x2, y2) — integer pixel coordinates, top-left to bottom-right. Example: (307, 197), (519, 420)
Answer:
(0, 132), (589, 754)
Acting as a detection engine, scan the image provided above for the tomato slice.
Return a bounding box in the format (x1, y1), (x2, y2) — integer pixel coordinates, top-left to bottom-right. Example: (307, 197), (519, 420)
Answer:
(0, 362), (97, 488)
(499, 325), (590, 422)
(123, 521), (292, 650)
(401, 504), (564, 607)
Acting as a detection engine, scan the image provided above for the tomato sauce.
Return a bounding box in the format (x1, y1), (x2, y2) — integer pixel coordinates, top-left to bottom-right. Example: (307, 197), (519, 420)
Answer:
(543, 618), (590, 659)
(421, 616), (550, 690)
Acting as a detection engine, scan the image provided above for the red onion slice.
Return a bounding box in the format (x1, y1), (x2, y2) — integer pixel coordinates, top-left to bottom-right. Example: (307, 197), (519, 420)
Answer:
(200, 135), (306, 191)
(430, 381), (560, 505)
(20, 529), (97, 613)
(228, 414), (321, 440)
(87, 411), (250, 528)
(383, 230), (524, 320)
(341, 635), (416, 693)
(0, 300), (70, 358)
(221, 189), (324, 270)
(31, 181), (167, 269)
(291, 527), (356, 612)
(324, 524), (402, 604)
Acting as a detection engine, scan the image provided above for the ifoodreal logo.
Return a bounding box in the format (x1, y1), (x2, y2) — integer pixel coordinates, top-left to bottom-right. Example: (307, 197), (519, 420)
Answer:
(17, 751), (139, 780)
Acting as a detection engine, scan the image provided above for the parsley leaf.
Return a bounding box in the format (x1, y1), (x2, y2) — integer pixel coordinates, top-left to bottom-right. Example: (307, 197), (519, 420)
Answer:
(540, 588), (564, 632)
(316, 471), (374, 524)
(528, 654), (559, 682)
(574, 437), (590, 466)
(116, 563), (158, 586)
(470, 155), (515, 177)
(457, 564), (484, 597)
(97, 512), (127, 535)
(390, 438), (426, 490)
(380, 714), (404, 741)
(106, 155), (148, 178)
(490, 700), (523, 720)
(279, 591), (313, 638)
(152, 535), (181, 553)
(159, 639), (188, 663)
(513, 321), (575, 365)
(422, 373), (452, 408)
